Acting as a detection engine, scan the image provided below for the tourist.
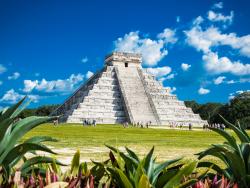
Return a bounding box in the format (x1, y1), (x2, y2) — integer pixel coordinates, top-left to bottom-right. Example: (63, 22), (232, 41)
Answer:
(140, 121), (143, 128)
(125, 122), (128, 128)
(170, 122), (172, 128)
(53, 119), (58, 126)
(88, 119), (91, 126)
(189, 123), (192, 130)
(137, 122), (140, 128)
(93, 119), (96, 127)
(222, 124), (225, 130)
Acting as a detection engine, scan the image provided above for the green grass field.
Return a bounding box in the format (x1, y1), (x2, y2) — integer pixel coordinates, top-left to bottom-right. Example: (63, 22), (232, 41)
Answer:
(24, 123), (227, 165)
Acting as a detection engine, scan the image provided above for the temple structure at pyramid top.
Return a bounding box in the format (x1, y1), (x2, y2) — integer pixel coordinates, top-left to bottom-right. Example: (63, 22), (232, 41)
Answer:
(52, 52), (207, 126)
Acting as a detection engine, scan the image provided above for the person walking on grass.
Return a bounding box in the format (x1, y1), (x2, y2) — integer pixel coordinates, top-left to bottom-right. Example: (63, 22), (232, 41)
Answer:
(93, 119), (96, 127)
(189, 123), (192, 131)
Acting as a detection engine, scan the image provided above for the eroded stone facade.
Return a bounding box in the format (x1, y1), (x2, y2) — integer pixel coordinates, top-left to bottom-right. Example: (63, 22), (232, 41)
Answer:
(52, 52), (207, 126)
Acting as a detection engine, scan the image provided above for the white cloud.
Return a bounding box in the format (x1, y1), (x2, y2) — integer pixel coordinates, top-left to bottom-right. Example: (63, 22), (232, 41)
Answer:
(181, 63), (191, 71)
(229, 90), (250, 100)
(86, 71), (94, 79)
(239, 78), (250, 83)
(207, 10), (234, 24)
(166, 73), (176, 79)
(28, 95), (40, 103)
(157, 28), (178, 44)
(214, 76), (226, 85)
(0, 64), (7, 74)
(158, 73), (176, 83)
(23, 74), (84, 93)
(212, 2), (223, 9)
(227, 80), (235, 84)
(198, 87), (210, 95)
(114, 29), (177, 66)
(185, 26), (250, 58)
(0, 89), (40, 104)
(185, 23), (250, 76)
(226, 78), (250, 84)
(193, 16), (204, 26)
(146, 66), (172, 78)
(236, 90), (244, 94)
(176, 16), (180, 23)
(23, 80), (38, 93)
(81, 57), (88, 63)
(203, 52), (250, 76)
(185, 26), (213, 53)
(228, 93), (235, 100)
(8, 72), (20, 80)
(0, 89), (23, 104)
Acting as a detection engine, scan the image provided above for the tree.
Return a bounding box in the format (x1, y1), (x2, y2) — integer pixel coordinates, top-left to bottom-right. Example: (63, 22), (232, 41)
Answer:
(185, 91), (250, 128)
(35, 105), (59, 116)
(196, 103), (223, 123)
(184, 100), (200, 113)
(227, 92), (250, 127)
(18, 105), (60, 118)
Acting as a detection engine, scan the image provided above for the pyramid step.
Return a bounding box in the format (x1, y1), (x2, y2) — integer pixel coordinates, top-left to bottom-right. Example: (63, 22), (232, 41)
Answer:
(67, 116), (127, 124)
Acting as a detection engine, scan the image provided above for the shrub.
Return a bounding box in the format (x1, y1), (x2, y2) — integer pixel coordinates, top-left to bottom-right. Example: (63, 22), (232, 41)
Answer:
(0, 97), (63, 185)
(197, 115), (250, 187)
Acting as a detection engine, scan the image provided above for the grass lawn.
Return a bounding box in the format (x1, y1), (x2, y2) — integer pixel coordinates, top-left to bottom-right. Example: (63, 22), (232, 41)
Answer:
(24, 123), (227, 165)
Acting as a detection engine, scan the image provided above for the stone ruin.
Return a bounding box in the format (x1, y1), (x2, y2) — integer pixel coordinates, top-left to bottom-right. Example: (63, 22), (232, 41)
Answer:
(52, 52), (207, 126)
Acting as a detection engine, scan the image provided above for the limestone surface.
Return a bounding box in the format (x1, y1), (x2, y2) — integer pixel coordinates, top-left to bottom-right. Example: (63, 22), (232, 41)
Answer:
(52, 52), (207, 126)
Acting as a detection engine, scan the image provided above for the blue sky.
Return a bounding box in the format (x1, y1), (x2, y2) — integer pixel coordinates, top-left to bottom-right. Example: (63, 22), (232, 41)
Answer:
(0, 0), (250, 108)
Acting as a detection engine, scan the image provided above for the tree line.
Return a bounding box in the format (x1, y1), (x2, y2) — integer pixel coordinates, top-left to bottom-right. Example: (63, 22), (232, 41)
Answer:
(19, 104), (60, 118)
(185, 91), (250, 128)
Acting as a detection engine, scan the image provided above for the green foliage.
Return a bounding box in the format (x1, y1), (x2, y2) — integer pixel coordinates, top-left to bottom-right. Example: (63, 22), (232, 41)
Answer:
(197, 115), (250, 187)
(0, 97), (60, 182)
(94, 145), (206, 188)
(184, 101), (201, 112)
(185, 91), (250, 126)
(239, 116), (250, 129)
(185, 101), (223, 123)
(19, 104), (60, 118)
(70, 149), (80, 177)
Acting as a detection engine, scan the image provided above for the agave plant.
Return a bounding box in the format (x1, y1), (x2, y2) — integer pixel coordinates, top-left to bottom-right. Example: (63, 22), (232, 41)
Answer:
(0, 97), (63, 184)
(197, 115), (250, 187)
(93, 145), (208, 188)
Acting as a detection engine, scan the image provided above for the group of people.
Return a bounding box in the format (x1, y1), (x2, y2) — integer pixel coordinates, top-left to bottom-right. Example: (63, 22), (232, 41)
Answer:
(169, 122), (184, 129)
(122, 121), (152, 128)
(82, 119), (97, 127)
(169, 122), (193, 130)
(168, 122), (227, 131)
(53, 118), (226, 131)
(203, 123), (225, 130)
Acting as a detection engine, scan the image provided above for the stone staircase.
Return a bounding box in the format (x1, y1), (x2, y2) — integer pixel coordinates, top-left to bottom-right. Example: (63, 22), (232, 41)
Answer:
(140, 69), (207, 126)
(55, 66), (127, 124)
(115, 66), (158, 125)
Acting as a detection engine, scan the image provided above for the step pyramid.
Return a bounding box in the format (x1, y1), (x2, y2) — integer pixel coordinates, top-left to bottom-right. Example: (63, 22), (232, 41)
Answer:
(52, 52), (207, 126)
